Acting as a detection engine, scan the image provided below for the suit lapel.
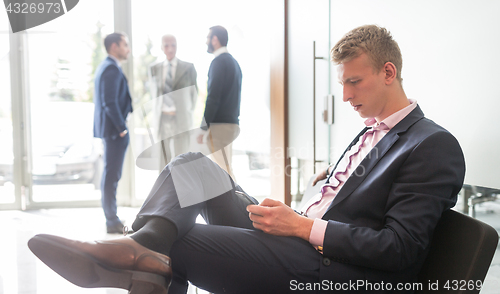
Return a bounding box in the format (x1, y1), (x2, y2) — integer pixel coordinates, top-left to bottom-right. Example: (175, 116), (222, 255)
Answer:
(323, 106), (426, 214)
(172, 60), (187, 89)
(108, 57), (132, 100)
(119, 67), (132, 100)
(154, 62), (165, 94)
(326, 131), (400, 211)
(326, 126), (370, 184)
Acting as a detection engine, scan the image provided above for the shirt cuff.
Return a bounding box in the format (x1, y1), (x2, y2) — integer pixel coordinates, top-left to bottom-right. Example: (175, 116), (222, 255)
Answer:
(308, 218), (328, 247)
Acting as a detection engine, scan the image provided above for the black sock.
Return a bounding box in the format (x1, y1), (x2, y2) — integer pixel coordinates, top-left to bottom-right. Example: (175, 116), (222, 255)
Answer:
(130, 217), (178, 255)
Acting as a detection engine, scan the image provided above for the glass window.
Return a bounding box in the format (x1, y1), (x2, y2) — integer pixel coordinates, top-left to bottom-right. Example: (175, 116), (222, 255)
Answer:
(131, 0), (272, 200)
(26, 0), (113, 202)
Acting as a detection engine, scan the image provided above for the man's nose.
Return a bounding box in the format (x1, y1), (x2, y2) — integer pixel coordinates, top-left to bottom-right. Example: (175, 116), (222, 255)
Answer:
(342, 87), (351, 102)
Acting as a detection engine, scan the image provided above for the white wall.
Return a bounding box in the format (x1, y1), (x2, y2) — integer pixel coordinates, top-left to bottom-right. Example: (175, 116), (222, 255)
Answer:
(329, 0), (500, 189)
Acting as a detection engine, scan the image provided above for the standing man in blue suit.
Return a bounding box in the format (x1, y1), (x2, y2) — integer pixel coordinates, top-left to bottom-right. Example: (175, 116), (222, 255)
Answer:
(93, 32), (133, 234)
(197, 26), (242, 180)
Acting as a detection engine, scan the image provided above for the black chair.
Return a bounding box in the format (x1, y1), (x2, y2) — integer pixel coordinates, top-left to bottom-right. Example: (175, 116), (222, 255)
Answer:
(417, 209), (499, 293)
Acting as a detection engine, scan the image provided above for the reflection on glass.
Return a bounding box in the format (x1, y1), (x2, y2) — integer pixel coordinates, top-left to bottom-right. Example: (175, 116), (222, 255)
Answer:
(30, 101), (103, 202)
(0, 15), (14, 204)
(131, 0), (272, 200)
(26, 0), (113, 202)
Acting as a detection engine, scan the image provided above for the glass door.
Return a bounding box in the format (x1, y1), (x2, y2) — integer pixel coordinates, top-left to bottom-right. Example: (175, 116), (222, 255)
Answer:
(287, 0), (331, 206)
(0, 15), (15, 208)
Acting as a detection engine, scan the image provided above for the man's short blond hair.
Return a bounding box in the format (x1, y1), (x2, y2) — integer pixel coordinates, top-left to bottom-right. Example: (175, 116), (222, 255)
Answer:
(331, 25), (403, 83)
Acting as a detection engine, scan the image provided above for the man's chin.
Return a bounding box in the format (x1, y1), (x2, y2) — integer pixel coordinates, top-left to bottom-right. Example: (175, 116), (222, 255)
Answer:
(357, 112), (369, 119)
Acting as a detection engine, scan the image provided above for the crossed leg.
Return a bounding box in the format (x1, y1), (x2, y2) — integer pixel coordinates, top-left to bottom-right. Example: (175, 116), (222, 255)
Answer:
(29, 152), (321, 294)
(130, 152), (321, 293)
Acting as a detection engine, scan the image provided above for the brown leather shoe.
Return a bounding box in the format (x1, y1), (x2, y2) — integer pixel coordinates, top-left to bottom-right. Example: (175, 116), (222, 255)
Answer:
(28, 234), (172, 293)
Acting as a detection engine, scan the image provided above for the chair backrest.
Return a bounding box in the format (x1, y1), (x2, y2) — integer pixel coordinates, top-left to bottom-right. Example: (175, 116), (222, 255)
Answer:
(417, 209), (499, 294)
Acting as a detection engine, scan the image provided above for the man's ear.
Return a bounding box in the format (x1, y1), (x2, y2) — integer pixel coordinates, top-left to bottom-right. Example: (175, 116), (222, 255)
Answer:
(212, 35), (220, 47)
(383, 62), (397, 85)
(110, 42), (118, 53)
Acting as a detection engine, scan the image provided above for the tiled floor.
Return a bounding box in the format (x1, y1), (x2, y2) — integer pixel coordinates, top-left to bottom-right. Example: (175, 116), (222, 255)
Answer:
(0, 206), (216, 294)
(0, 207), (136, 294)
(1, 202), (499, 294)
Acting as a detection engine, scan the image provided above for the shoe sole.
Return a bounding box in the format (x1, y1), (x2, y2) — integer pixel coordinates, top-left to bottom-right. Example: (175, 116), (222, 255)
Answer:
(28, 235), (169, 294)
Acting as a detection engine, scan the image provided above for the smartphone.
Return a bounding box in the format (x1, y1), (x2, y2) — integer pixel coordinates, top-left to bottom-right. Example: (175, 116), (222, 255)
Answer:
(235, 190), (255, 206)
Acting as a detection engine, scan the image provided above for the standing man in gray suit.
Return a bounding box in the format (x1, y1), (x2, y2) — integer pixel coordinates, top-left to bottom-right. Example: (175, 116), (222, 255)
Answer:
(149, 34), (198, 167)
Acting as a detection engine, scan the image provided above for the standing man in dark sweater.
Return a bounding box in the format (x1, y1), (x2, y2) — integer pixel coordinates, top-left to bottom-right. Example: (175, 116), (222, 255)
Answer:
(197, 26), (242, 180)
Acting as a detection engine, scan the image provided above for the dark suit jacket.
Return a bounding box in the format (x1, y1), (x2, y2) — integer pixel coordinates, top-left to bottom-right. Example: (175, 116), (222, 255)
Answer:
(319, 105), (466, 286)
(202, 53), (242, 130)
(93, 56), (133, 139)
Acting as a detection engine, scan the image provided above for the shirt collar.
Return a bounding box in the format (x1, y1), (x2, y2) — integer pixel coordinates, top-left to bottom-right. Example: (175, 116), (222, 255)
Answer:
(213, 46), (228, 57)
(166, 57), (178, 66)
(108, 55), (121, 67)
(364, 99), (418, 129)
